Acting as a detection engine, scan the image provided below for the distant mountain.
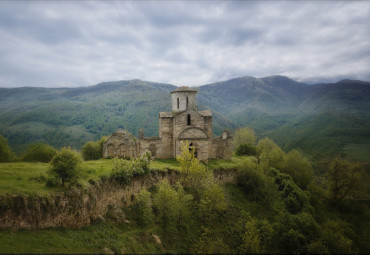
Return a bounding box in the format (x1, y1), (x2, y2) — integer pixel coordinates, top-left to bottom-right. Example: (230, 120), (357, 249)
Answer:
(0, 76), (369, 162)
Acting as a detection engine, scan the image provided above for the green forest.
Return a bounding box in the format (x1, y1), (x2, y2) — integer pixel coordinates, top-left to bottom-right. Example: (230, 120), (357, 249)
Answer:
(0, 127), (369, 254)
(1, 77), (369, 163)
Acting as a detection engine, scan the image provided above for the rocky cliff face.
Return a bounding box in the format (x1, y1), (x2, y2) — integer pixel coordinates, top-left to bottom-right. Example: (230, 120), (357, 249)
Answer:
(0, 169), (237, 229)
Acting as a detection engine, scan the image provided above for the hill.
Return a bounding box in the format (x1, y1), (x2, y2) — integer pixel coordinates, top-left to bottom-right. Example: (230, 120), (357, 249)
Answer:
(0, 76), (369, 162)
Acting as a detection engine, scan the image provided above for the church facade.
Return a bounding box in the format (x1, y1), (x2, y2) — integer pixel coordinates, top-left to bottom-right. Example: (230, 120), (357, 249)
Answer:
(103, 86), (232, 162)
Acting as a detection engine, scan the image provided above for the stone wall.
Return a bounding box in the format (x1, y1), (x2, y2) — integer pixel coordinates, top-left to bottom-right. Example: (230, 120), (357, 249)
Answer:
(171, 91), (197, 113)
(211, 138), (233, 160)
(176, 139), (210, 163)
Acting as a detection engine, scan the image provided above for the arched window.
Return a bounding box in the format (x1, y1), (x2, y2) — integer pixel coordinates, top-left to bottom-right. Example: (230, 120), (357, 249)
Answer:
(177, 98), (179, 109)
(187, 114), (191, 125)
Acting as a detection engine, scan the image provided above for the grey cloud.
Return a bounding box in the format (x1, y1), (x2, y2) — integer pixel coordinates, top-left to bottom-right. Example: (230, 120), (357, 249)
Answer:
(0, 0), (368, 88)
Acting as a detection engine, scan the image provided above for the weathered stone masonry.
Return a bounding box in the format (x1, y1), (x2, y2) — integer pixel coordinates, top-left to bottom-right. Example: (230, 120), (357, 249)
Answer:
(103, 86), (232, 162)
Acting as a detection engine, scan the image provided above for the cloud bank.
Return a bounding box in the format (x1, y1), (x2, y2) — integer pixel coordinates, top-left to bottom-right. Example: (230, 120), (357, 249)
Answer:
(0, 1), (369, 87)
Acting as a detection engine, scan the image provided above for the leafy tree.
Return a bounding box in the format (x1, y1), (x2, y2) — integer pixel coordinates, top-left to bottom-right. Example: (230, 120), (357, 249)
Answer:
(233, 127), (257, 150)
(326, 157), (360, 205)
(237, 160), (271, 201)
(257, 137), (285, 169)
(133, 189), (153, 226)
(21, 143), (57, 163)
(81, 137), (107, 161)
(153, 179), (181, 228)
(177, 141), (213, 197)
(238, 212), (273, 253)
(198, 183), (227, 224)
(241, 218), (262, 253)
(321, 220), (353, 254)
(48, 147), (82, 187)
(0, 135), (15, 162)
(81, 141), (101, 161)
(282, 150), (313, 189)
(235, 143), (257, 156)
(195, 226), (216, 254)
(174, 183), (193, 228)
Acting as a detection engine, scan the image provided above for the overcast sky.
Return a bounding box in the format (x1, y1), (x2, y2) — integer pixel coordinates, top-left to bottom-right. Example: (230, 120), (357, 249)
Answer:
(0, 1), (369, 88)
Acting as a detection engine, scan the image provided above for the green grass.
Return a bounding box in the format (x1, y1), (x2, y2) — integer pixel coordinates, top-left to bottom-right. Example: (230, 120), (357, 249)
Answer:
(0, 159), (114, 195)
(150, 159), (180, 171)
(0, 157), (247, 195)
(0, 162), (58, 195)
(0, 221), (162, 254)
(207, 155), (252, 169)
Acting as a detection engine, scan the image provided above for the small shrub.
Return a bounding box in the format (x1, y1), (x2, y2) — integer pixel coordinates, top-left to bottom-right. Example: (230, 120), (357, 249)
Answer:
(29, 174), (47, 183)
(132, 189), (153, 226)
(236, 144), (257, 156)
(81, 141), (101, 161)
(110, 152), (151, 183)
(48, 147), (82, 187)
(0, 134), (16, 162)
(46, 176), (59, 187)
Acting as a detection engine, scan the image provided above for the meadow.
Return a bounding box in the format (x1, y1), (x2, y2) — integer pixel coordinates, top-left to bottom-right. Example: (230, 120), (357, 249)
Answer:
(0, 157), (244, 195)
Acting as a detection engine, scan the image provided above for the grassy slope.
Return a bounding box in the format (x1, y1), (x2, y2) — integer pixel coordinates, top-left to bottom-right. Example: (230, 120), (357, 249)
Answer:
(0, 158), (244, 195)
(0, 183), (257, 254)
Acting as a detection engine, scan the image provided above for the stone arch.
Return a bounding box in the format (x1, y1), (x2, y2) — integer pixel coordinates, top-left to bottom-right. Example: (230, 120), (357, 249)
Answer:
(189, 142), (198, 158)
(107, 144), (115, 158)
(149, 143), (157, 157)
(119, 143), (127, 158)
(178, 127), (208, 140)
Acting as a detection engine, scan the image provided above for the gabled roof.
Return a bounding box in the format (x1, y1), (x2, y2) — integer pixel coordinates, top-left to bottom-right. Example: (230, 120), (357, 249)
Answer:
(159, 112), (173, 118)
(198, 110), (212, 117)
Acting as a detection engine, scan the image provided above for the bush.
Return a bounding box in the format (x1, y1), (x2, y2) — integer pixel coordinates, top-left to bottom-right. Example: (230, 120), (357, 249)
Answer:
(235, 144), (257, 156)
(81, 141), (100, 160)
(81, 136), (107, 161)
(282, 150), (313, 189)
(22, 143), (57, 163)
(266, 167), (309, 214)
(133, 189), (153, 226)
(233, 127), (257, 150)
(257, 137), (285, 169)
(48, 147), (82, 187)
(0, 134), (15, 162)
(110, 151), (151, 183)
(237, 160), (275, 203)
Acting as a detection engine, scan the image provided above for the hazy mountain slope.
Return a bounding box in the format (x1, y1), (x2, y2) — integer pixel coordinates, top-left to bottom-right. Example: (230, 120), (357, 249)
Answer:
(0, 80), (236, 153)
(0, 76), (369, 161)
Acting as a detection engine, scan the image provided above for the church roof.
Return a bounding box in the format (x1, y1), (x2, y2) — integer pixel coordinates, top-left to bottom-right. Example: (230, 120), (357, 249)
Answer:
(199, 110), (212, 117)
(170, 86), (198, 93)
(159, 110), (212, 118)
(110, 128), (137, 140)
(159, 112), (173, 118)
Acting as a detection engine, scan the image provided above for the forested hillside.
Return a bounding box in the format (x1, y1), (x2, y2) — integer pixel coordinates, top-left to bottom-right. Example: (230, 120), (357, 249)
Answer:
(0, 76), (369, 162)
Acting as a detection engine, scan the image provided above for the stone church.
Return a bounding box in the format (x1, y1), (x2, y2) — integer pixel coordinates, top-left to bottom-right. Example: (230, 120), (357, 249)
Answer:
(103, 86), (232, 162)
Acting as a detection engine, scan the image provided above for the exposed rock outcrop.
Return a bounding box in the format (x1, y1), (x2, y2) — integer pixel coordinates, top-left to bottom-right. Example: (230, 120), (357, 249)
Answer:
(0, 169), (237, 230)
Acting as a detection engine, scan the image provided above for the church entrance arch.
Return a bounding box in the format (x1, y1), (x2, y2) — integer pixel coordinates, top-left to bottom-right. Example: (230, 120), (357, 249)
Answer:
(107, 144), (115, 158)
(189, 142), (198, 158)
(149, 143), (157, 157)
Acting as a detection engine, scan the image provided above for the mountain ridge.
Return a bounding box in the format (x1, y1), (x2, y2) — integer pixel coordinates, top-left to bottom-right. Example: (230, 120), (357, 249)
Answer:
(0, 75), (369, 162)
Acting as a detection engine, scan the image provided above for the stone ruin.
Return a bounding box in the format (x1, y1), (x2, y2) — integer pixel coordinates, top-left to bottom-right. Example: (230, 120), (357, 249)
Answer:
(103, 86), (232, 162)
